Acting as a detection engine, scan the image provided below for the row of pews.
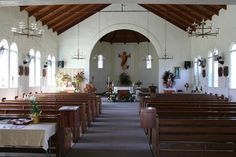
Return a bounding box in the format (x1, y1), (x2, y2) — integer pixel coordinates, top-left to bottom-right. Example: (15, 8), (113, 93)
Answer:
(0, 92), (101, 157)
(140, 93), (236, 157)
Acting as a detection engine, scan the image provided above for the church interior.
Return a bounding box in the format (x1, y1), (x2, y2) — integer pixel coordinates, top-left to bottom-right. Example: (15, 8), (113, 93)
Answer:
(0, 0), (236, 157)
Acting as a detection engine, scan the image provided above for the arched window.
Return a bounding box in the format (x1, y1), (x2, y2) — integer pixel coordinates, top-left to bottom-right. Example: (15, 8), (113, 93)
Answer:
(208, 52), (213, 87)
(51, 56), (56, 86)
(0, 39), (9, 88)
(35, 51), (41, 87)
(10, 42), (18, 88)
(194, 57), (201, 86)
(230, 44), (236, 89)
(146, 54), (152, 69)
(47, 55), (52, 86)
(29, 49), (35, 87)
(98, 54), (103, 69)
(213, 49), (219, 87)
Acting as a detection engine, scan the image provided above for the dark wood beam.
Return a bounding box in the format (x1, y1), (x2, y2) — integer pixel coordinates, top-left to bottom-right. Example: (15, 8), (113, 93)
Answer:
(173, 5), (204, 24)
(20, 6), (30, 11)
(154, 5), (190, 28)
(52, 4), (98, 31)
(27, 6), (46, 16)
(36, 5), (64, 21)
(133, 32), (140, 44)
(200, 5), (220, 15)
(110, 31), (118, 44)
(42, 5), (78, 26)
(184, 5), (212, 20)
(140, 4), (186, 31)
(164, 4), (200, 24)
(47, 4), (89, 29)
(57, 4), (110, 34)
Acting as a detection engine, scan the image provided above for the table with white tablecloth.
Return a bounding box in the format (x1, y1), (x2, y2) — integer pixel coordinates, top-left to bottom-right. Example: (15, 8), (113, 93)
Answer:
(0, 123), (56, 150)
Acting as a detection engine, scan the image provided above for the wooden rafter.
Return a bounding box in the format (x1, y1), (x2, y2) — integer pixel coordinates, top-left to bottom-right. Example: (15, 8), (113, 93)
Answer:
(57, 4), (110, 34)
(35, 5), (64, 21)
(140, 4), (186, 30)
(20, 4), (226, 34)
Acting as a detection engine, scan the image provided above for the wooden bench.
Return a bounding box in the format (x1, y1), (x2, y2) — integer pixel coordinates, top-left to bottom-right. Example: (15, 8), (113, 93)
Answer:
(152, 118), (236, 157)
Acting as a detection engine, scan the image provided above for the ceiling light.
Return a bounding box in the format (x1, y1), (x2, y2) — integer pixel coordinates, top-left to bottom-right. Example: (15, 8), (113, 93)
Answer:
(11, 14), (43, 38)
(187, 19), (219, 38)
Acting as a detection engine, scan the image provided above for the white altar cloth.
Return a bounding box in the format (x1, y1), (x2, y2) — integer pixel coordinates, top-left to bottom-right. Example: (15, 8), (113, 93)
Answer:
(113, 86), (134, 93)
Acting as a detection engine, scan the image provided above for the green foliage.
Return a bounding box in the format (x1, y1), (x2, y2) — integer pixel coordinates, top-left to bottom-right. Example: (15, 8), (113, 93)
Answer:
(31, 100), (41, 116)
(119, 72), (132, 86)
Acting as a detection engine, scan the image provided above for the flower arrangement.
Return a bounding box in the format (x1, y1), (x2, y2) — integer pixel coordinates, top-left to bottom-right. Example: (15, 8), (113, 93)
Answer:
(74, 71), (86, 83)
(119, 72), (132, 86)
(30, 100), (41, 124)
(162, 70), (175, 88)
(84, 83), (96, 93)
(31, 100), (41, 117)
(55, 72), (72, 87)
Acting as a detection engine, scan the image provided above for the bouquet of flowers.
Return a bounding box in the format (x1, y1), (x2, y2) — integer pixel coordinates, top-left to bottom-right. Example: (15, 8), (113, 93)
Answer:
(74, 71), (86, 83)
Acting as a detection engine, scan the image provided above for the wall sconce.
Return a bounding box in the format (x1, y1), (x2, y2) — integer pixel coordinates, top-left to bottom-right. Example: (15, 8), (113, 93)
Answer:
(23, 53), (35, 64)
(43, 60), (52, 68)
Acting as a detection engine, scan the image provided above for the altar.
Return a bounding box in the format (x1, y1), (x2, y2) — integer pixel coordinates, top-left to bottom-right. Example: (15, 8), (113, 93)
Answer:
(113, 86), (134, 93)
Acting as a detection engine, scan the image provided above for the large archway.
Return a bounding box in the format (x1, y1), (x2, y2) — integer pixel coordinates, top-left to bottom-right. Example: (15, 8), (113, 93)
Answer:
(89, 29), (159, 93)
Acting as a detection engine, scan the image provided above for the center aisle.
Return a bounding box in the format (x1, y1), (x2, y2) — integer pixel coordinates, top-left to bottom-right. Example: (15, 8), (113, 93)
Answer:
(65, 100), (153, 157)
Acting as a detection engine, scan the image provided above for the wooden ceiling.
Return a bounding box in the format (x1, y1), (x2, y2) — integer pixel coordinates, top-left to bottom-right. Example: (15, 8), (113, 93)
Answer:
(20, 4), (226, 35)
(140, 4), (227, 31)
(100, 29), (149, 43)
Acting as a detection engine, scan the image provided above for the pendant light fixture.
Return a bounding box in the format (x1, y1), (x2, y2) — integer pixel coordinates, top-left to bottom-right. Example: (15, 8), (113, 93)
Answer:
(159, 20), (173, 60)
(72, 23), (85, 60)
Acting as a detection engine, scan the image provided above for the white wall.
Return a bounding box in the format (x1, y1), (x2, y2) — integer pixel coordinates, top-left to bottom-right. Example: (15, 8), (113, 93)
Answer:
(191, 5), (236, 101)
(59, 4), (191, 93)
(90, 41), (159, 93)
(0, 7), (58, 99)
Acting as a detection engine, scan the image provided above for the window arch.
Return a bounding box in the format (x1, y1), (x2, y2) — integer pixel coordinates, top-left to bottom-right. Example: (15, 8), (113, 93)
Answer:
(208, 50), (219, 88)
(146, 54), (152, 69)
(230, 44), (236, 89)
(0, 39), (9, 88)
(208, 51), (213, 87)
(98, 54), (103, 69)
(47, 55), (52, 86)
(51, 56), (56, 86)
(213, 49), (219, 87)
(35, 51), (41, 87)
(29, 49), (35, 87)
(10, 42), (18, 88)
(194, 57), (201, 87)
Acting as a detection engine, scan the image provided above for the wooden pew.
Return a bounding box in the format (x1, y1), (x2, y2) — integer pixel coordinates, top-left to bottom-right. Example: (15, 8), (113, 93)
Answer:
(152, 118), (236, 157)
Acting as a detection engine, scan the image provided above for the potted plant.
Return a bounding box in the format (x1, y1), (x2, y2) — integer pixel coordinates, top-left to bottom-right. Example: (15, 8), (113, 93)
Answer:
(30, 100), (41, 124)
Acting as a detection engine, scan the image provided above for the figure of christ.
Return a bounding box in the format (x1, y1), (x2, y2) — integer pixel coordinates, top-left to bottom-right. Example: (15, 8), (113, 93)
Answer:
(118, 51), (131, 71)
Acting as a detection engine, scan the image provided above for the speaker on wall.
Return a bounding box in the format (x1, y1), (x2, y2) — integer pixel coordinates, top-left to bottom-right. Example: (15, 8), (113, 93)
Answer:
(58, 60), (64, 68)
(184, 61), (191, 70)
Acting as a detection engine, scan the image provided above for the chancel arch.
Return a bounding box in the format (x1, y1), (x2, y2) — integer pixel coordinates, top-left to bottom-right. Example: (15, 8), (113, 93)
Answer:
(89, 29), (159, 93)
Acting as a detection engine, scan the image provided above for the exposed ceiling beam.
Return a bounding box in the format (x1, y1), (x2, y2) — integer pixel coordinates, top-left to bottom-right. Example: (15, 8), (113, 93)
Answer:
(57, 4), (110, 34)
(53, 4), (100, 31)
(41, 5), (78, 26)
(153, 4), (191, 27)
(0, 0), (235, 7)
(47, 4), (89, 29)
(140, 4), (187, 31)
(34, 5), (64, 21)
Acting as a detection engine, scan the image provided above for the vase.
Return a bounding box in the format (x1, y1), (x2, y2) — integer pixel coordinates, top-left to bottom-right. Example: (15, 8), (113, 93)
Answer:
(32, 115), (40, 124)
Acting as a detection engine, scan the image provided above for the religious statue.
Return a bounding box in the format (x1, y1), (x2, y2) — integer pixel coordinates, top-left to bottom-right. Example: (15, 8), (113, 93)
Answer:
(118, 51), (131, 71)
